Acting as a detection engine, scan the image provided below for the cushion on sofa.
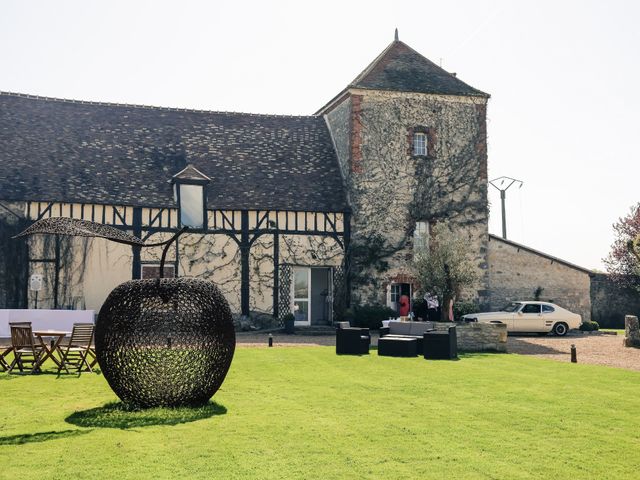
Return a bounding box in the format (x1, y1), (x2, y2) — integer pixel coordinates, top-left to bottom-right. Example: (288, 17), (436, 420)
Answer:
(410, 322), (431, 336)
(388, 321), (412, 335)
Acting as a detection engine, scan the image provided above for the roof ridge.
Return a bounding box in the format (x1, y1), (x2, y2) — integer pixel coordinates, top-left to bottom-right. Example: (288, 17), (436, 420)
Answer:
(488, 234), (592, 274)
(0, 91), (318, 119)
(348, 39), (398, 87)
(348, 39), (488, 98)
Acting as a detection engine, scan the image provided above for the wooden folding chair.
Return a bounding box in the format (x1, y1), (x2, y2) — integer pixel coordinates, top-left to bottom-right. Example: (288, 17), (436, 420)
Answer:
(57, 323), (95, 374)
(0, 345), (13, 372)
(8, 322), (46, 374)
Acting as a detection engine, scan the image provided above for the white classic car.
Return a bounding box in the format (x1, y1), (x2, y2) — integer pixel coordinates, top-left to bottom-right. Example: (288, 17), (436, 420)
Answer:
(462, 301), (582, 336)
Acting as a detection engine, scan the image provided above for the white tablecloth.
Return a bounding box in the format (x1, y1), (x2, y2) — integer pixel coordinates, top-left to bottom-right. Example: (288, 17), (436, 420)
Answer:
(0, 309), (95, 337)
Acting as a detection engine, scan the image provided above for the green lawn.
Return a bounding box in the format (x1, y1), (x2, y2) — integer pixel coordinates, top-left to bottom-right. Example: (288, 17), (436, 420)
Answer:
(1, 348), (639, 479)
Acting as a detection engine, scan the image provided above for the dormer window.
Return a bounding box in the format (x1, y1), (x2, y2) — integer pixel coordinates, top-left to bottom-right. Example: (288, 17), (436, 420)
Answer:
(413, 132), (428, 156)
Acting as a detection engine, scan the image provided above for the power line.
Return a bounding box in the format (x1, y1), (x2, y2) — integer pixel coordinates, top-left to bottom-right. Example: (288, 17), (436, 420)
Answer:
(489, 176), (523, 239)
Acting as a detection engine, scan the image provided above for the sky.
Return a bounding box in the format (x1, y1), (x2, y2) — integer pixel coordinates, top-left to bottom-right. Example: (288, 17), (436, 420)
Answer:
(1, 0), (639, 271)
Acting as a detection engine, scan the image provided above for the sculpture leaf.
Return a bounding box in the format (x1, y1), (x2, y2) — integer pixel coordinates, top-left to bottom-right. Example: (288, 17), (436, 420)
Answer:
(14, 217), (147, 246)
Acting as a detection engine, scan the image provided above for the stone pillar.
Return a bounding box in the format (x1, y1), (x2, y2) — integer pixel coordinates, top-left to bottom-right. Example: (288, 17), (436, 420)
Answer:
(623, 315), (640, 348)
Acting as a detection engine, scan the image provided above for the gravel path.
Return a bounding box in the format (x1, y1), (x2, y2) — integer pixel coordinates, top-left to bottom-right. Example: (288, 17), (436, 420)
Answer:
(237, 331), (640, 372)
(507, 332), (640, 371)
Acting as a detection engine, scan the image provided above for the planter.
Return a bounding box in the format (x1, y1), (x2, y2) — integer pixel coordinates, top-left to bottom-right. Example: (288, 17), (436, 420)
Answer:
(284, 318), (295, 334)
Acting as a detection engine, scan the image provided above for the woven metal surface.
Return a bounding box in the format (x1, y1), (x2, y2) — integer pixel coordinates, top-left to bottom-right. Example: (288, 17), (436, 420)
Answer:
(15, 217), (147, 246)
(96, 277), (236, 408)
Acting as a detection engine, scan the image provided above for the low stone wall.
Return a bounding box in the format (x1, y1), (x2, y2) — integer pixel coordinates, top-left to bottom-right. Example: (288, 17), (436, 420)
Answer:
(432, 321), (508, 353)
(624, 315), (640, 348)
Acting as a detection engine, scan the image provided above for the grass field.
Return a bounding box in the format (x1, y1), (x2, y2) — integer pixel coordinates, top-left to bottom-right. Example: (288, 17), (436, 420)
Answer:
(1, 348), (639, 479)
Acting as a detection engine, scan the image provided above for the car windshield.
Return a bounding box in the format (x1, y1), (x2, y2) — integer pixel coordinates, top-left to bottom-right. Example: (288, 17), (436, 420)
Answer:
(501, 302), (522, 313)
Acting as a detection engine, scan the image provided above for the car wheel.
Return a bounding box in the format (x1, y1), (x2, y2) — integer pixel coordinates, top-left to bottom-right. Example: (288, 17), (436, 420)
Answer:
(553, 322), (568, 336)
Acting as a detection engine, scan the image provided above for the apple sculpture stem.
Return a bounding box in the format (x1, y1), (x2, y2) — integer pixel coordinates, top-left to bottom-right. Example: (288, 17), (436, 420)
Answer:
(159, 226), (188, 279)
(15, 217), (236, 408)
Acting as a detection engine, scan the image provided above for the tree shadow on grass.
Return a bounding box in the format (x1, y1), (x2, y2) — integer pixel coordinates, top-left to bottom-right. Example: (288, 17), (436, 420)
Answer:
(0, 429), (92, 445)
(65, 401), (227, 429)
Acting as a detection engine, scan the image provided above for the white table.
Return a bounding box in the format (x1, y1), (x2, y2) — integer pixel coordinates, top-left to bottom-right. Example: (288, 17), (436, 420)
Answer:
(0, 309), (95, 337)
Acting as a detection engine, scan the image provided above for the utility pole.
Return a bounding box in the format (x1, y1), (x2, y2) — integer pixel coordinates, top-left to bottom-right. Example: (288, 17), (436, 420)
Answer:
(489, 176), (523, 239)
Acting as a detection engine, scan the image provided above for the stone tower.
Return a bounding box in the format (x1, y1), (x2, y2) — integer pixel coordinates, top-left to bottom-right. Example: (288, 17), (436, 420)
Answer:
(318, 35), (490, 309)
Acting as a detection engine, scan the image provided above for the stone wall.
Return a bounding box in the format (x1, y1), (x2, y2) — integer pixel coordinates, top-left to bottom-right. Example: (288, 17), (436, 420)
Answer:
(487, 235), (591, 322)
(590, 273), (640, 328)
(324, 90), (490, 307)
(324, 95), (351, 194)
(432, 322), (507, 352)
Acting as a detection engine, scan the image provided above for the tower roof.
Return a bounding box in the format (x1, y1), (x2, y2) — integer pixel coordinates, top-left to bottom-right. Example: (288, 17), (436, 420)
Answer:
(317, 37), (488, 113)
(352, 39), (488, 97)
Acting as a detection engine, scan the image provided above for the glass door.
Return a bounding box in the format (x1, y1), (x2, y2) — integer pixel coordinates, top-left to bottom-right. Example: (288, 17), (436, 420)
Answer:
(292, 267), (311, 325)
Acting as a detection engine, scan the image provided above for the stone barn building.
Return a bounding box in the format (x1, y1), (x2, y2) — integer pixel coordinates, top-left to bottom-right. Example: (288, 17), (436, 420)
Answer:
(0, 33), (593, 324)
(487, 235), (592, 323)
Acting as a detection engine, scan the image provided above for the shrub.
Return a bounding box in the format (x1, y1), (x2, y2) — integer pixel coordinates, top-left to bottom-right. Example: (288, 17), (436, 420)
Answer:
(579, 321), (600, 332)
(349, 305), (397, 330)
(453, 301), (480, 320)
(342, 308), (356, 323)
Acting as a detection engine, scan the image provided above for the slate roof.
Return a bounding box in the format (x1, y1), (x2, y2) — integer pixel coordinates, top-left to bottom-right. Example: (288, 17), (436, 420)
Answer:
(0, 92), (348, 212)
(317, 39), (488, 113)
(350, 40), (488, 97)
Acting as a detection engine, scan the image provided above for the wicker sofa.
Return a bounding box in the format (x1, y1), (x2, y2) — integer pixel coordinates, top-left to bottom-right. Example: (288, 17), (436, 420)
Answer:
(379, 321), (435, 352)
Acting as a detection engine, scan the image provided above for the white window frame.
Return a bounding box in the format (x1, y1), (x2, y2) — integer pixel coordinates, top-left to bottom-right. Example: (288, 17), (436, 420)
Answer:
(413, 132), (428, 156)
(413, 221), (429, 254)
(390, 284), (401, 303)
(291, 267), (311, 326)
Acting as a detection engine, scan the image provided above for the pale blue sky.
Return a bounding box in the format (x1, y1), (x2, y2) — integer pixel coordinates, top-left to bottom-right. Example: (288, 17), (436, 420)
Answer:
(2, 0), (639, 270)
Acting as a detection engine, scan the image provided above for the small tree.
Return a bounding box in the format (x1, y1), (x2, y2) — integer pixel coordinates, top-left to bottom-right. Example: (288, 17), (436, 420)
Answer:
(604, 203), (640, 291)
(412, 223), (477, 321)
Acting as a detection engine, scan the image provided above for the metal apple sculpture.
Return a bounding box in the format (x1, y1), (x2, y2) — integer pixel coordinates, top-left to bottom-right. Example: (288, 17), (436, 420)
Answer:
(16, 218), (236, 408)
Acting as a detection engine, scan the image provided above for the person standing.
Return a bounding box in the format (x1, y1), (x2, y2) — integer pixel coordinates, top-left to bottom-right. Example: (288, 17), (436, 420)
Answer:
(424, 292), (439, 322)
(399, 295), (410, 317)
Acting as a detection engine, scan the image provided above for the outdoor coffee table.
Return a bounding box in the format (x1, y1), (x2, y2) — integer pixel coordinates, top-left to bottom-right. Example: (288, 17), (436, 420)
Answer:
(33, 330), (70, 369)
(378, 336), (417, 357)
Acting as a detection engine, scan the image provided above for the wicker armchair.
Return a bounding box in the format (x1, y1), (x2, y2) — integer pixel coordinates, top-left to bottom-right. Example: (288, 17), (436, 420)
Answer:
(335, 322), (370, 355)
